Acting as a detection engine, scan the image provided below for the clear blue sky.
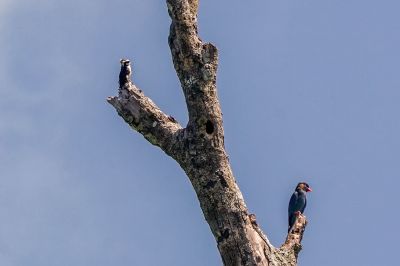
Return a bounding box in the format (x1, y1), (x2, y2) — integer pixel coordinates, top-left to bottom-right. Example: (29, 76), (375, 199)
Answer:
(1, 1), (399, 265)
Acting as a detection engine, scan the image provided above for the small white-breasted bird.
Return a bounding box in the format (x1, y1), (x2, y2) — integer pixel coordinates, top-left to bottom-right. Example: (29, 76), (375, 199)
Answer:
(119, 59), (132, 88)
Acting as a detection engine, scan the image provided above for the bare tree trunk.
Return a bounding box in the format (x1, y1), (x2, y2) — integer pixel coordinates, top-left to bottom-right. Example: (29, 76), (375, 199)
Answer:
(107, 1), (308, 265)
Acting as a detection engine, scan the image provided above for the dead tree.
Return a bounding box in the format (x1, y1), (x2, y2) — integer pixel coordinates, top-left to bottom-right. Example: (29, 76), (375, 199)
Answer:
(107, 1), (307, 265)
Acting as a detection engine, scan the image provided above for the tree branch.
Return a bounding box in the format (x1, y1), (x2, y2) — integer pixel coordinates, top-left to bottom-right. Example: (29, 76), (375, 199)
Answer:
(107, 82), (182, 157)
(249, 213), (308, 266)
(280, 214), (308, 256)
(167, 0), (220, 127)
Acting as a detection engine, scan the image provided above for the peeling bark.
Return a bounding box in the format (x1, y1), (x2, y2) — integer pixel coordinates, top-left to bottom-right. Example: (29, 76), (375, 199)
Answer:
(108, 1), (308, 265)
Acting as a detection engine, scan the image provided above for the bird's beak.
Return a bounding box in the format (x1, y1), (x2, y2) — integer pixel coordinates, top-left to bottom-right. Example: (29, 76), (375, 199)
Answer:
(306, 187), (312, 192)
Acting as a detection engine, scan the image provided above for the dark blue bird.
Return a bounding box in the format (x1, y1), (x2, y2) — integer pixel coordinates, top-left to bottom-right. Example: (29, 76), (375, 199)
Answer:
(288, 182), (312, 232)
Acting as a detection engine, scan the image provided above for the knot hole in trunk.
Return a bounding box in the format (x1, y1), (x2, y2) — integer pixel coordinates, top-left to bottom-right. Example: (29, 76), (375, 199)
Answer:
(206, 120), (214, 134)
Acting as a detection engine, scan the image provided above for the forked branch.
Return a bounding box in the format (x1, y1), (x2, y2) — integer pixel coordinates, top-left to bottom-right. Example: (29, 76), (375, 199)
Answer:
(107, 1), (308, 265)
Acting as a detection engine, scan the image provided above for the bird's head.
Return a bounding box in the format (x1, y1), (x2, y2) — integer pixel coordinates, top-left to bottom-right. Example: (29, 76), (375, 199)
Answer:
(120, 59), (131, 66)
(297, 182), (312, 192)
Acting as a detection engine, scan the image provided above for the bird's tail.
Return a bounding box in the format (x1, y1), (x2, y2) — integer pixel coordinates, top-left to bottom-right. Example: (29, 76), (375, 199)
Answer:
(288, 214), (296, 233)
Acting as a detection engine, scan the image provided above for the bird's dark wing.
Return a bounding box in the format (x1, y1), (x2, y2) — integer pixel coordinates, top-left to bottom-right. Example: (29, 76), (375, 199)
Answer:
(288, 191), (298, 230)
(289, 191), (307, 214)
(288, 191), (299, 214)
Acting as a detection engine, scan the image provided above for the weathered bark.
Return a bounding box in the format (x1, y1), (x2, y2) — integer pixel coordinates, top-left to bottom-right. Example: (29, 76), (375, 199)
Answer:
(107, 1), (308, 265)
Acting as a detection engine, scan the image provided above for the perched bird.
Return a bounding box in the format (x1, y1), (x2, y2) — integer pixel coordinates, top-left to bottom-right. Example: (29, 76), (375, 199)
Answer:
(119, 59), (132, 88)
(288, 182), (312, 232)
